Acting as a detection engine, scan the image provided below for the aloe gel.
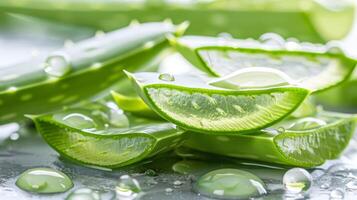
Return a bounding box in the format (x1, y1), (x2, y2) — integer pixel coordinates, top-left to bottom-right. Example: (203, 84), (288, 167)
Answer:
(184, 111), (357, 167)
(173, 35), (356, 93)
(16, 168), (73, 194)
(0, 22), (181, 124)
(30, 103), (186, 168)
(127, 71), (309, 134)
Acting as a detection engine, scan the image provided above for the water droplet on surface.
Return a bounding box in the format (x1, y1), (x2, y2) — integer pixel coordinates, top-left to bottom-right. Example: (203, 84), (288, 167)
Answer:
(95, 30), (105, 38)
(165, 188), (173, 193)
(10, 133), (19, 141)
(283, 168), (312, 193)
(329, 189), (344, 199)
(194, 168), (267, 199)
(105, 102), (129, 128)
(288, 117), (327, 131)
(44, 55), (71, 77)
(326, 41), (344, 54)
(327, 164), (356, 178)
(217, 32), (233, 39)
(16, 168), (73, 193)
(158, 73), (175, 82)
(144, 169), (157, 177)
(259, 32), (285, 48)
(129, 20), (140, 27)
(116, 175), (141, 200)
(173, 180), (183, 187)
(346, 180), (357, 190)
(285, 41), (301, 51)
(277, 127), (285, 133)
(66, 188), (101, 200)
(55, 113), (97, 130)
(320, 183), (330, 189)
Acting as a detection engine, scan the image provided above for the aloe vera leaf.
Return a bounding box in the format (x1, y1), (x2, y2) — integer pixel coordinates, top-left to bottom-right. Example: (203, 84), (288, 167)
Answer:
(0, 22), (180, 124)
(111, 91), (161, 119)
(173, 36), (356, 93)
(184, 111), (357, 167)
(0, 0), (354, 42)
(127, 71), (309, 134)
(30, 103), (186, 168)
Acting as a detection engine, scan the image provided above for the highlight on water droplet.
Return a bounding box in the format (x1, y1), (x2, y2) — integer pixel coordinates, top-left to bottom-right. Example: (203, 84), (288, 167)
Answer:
(158, 73), (175, 82)
(288, 117), (327, 131)
(54, 112), (97, 131)
(283, 168), (312, 193)
(329, 188), (344, 199)
(116, 175), (141, 200)
(259, 32), (285, 48)
(44, 54), (71, 77)
(16, 168), (73, 193)
(326, 41), (344, 54)
(66, 188), (101, 200)
(194, 168), (267, 199)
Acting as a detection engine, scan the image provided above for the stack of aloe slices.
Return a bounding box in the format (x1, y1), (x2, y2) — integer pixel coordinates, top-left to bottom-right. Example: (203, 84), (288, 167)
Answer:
(28, 25), (357, 168)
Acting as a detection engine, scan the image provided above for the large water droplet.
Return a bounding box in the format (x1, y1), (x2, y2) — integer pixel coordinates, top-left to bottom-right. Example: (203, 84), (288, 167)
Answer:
(66, 188), (101, 200)
(194, 168), (267, 199)
(329, 189), (344, 199)
(105, 102), (129, 128)
(16, 168), (73, 193)
(116, 175), (141, 200)
(283, 168), (312, 193)
(288, 117), (327, 131)
(44, 55), (71, 77)
(259, 32), (285, 48)
(55, 113), (97, 131)
(158, 73), (175, 82)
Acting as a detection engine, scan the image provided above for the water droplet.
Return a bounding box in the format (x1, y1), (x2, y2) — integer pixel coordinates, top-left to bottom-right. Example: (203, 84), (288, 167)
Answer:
(44, 55), (71, 77)
(16, 168), (73, 193)
(56, 113), (97, 130)
(217, 32), (233, 39)
(10, 133), (19, 141)
(116, 175), (141, 200)
(346, 179), (357, 191)
(95, 30), (105, 38)
(6, 86), (18, 93)
(105, 102), (129, 128)
(64, 39), (74, 48)
(288, 117), (327, 131)
(173, 180), (183, 187)
(259, 32), (285, 48)
(277, 127), (285, 133)
(283, 168), (312, 193)
(90, 62), (103, 70)
(320, 183), (330, 189)
(129, 20), (140, 27)
(165, 188), (173, 193)
(191, 101), (201, 110)
(144, 169), (157, 177)
(328, 164), (356, 178)
(285, 41), (301, 51)
(326, 41), (344, 54)
(143, 41), (155, 49)
(194, 168), (267, 199)
(330, 189), (344, 199)
(158, 73), (175, 82)
(66, 188), (100, 200)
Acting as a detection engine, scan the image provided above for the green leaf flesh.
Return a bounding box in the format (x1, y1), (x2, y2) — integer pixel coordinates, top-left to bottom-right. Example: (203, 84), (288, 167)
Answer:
(127, 72), (309, 134)
(31, 104), (186, 168)
(184, 112), (356, 167)
(174, 36), (356, 93)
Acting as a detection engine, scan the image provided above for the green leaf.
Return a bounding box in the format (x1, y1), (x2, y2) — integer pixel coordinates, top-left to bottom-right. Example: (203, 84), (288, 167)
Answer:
(184, 111), (356, 167)
(127, 71), (309, 134)
(30, 103), (186, 168)
(173, 35), (356, 93)
(0, 22), (180, 124)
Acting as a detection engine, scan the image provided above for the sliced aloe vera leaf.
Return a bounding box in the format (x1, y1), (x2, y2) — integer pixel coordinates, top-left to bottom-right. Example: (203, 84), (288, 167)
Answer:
(184, 111), (357, 167)
(30, 103), (186, 168)
(0, 22), (180, 124)
(173, 36), (356, 93)
(127, 72), (309, 134)
(111, 91), (160, 119)
(0, 0), (354, 42)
